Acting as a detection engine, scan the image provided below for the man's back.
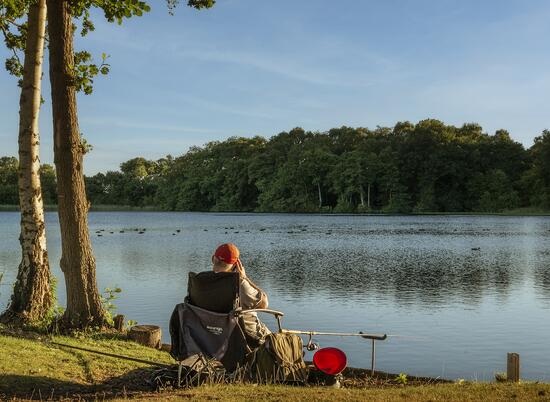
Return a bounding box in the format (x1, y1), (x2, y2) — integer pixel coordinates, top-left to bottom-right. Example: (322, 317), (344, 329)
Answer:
(187, 271), (239, 313)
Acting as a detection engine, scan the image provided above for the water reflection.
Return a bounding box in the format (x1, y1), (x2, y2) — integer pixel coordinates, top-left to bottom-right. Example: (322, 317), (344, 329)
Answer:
(534, 251), (550, 304)
(2, 211), (547, 312)
(247, 247), (530, 309)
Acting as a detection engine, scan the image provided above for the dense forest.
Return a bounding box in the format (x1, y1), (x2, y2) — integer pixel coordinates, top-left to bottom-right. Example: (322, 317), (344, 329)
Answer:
(1, 120), (549, 213)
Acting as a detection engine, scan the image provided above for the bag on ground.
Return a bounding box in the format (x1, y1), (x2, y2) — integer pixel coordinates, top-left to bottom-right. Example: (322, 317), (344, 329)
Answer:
(251, 332), (308, 383)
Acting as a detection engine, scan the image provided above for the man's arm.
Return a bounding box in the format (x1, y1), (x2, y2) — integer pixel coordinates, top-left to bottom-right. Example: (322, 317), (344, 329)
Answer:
(243, 276), (269, 309)
(235, 259), (269, 309)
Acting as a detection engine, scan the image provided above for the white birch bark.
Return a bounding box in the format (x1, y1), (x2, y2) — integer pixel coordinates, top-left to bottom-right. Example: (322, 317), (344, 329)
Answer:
(1, 0), (53, 323)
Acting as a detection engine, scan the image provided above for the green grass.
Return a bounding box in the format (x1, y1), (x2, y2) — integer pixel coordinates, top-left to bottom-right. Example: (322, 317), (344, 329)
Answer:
(0, 204), (19, 211)
(408, 207), (550, 216)
(498, 207), (550, 216)
(88, 204), (164, 212)
(114, 383), (550, 401)
(0, 204), (163, 212)
(1, 327), (549, 401)
(0, 204), (59, 212)
(0, 327), (172, 399)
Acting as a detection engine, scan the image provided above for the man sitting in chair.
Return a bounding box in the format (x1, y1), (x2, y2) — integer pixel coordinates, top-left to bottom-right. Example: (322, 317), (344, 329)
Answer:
(212, 243), (270, 346)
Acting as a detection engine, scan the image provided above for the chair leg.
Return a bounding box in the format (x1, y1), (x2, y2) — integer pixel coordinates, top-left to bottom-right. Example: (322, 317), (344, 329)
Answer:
(177, 362), (183, 387)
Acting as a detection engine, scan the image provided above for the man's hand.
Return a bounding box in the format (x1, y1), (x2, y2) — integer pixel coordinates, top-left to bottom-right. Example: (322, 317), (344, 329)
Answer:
(236, 259), (268, 309)
(235, 259), (247, 278)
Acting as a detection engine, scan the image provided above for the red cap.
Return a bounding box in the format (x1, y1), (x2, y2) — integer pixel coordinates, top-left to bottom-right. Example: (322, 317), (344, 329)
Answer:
(214, 243), (240, 265)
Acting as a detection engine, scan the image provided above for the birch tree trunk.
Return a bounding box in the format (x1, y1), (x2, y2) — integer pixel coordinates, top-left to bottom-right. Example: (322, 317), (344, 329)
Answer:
(317, 182), (322, 208)
(1, 0), (53, 325)
(46, 0), (106, 328)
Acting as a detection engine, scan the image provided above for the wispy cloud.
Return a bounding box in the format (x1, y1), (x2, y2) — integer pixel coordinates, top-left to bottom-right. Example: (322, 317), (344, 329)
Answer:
(174, 47), (391, 88)
(83, 5), (403, 90)
(80, 117), (224, 134)
(169, 93), (288, 120)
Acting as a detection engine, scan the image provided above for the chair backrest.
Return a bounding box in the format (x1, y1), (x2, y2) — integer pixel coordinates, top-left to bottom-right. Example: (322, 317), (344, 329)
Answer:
(169, 302), (248, 372)
(170, 271), (248, 372)
(187, 271), (240, 313)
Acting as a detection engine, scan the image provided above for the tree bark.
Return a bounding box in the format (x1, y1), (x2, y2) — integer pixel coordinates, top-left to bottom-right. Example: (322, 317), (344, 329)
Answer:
(1, 0), (53, 325)
(359, 186), (365, 207)
(1, 0), (53, 324)
(317, 182), (322, 208)
(46, 0), (105, 328)
(113, 314), (125, 331)
(129, 325), (162, 349)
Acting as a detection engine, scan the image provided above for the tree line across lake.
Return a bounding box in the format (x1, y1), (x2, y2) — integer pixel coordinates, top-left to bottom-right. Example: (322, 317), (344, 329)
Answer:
(1, 120), (550, 213)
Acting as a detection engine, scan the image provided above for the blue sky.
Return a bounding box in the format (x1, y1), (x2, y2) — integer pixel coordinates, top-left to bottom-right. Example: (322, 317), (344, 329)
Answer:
(1, 0), (550, 174)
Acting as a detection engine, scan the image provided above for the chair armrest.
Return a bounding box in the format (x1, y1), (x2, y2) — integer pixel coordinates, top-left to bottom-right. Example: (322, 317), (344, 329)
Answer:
(234, 308), (285, 332)
(235, 308), (284, 317)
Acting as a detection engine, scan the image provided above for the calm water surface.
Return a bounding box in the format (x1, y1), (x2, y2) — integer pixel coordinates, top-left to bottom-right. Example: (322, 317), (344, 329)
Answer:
(1, 212), (549, 380)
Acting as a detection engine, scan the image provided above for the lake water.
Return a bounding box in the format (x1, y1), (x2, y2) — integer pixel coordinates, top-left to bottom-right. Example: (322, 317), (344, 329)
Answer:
(1, 212), (549, 380)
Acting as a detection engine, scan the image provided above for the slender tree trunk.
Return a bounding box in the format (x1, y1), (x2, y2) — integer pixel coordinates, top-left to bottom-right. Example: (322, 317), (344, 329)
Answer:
(359, 186), (365, 207)
(367, 183), (371, 209)
(317, 182), (322, 208)
(46, 0), (105, 328)
(1, 0), (52, 325)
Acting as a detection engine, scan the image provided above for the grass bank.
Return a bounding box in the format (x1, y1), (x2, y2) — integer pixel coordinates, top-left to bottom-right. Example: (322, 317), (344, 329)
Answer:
(2, 204), (550, 215)
(88, 205), (163, 212)
(1, 327), (549, 401)
(412, 207), (550, 216)
(498, 207), (550, 216)
(0, 204), (163, 212)
(0, 204), (59, 212)
(0, 205), (17, 211)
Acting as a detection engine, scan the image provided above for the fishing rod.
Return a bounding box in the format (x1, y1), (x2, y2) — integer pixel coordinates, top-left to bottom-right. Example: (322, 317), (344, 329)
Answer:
(281, 329), (387, 340)
(282, 330), (427, 341)
(247, 309), (422, 340)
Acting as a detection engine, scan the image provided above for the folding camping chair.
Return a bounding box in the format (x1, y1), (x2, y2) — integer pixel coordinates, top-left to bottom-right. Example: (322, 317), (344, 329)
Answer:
(169, 271), (284, 386)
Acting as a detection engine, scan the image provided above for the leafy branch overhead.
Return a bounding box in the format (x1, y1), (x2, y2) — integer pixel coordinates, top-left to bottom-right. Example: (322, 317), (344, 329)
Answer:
(169, 0), (216, 13)
(69, 0), (151, 25)
(0, 4), (28, 85)
(2, 0), (215, 91)
(71, 0), (215, 25)
(72, 51), (110, 95)
(66, 0), (215, 92)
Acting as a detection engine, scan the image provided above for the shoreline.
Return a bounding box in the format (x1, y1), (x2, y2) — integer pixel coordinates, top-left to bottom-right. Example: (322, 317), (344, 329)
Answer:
(1, 204), (549, 216)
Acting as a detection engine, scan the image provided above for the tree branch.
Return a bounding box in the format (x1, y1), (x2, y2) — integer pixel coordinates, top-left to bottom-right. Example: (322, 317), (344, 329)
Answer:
(0, 23), (22, 67)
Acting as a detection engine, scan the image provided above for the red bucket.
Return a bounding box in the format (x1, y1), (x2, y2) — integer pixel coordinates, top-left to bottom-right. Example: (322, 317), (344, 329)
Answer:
(313, 347), (347, 375)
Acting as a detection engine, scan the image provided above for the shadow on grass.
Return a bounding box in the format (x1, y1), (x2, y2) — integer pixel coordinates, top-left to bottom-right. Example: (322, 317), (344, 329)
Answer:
(1, 365), (456, 400)
(0, 367), (162, 400)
